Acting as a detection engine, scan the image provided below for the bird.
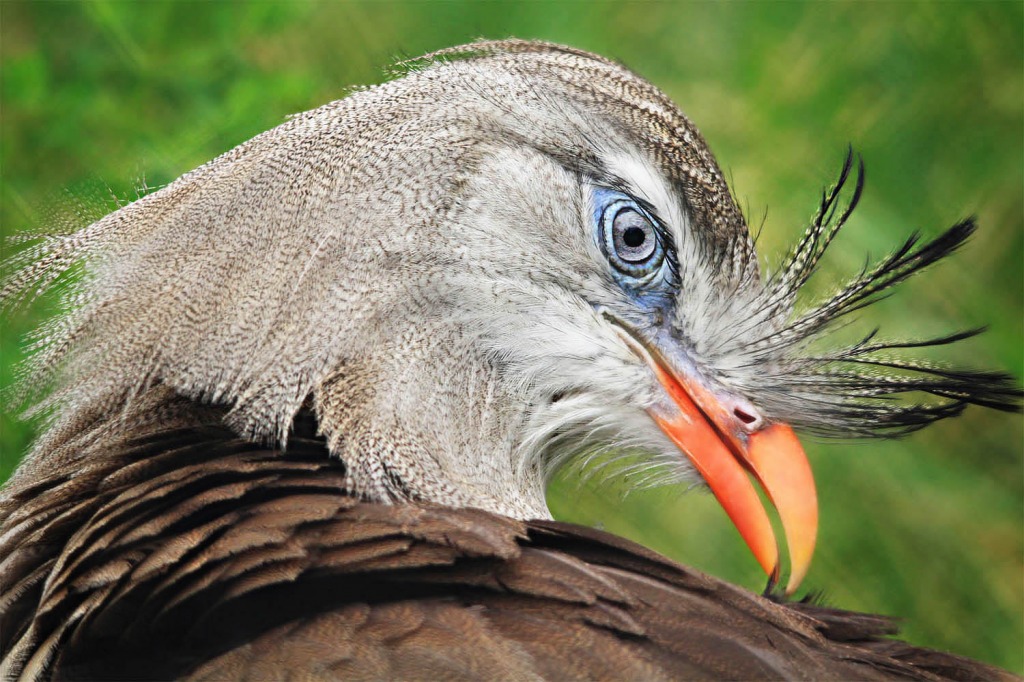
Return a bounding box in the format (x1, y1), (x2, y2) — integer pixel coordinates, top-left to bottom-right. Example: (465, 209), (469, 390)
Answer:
(0, 39), (1020, 680)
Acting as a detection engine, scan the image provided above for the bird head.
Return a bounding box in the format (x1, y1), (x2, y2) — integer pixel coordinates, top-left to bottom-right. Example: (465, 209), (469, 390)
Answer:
(8, 40), (1018, 595)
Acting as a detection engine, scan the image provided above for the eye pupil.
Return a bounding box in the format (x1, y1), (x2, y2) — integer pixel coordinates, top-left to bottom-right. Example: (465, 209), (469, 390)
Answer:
(622, 226), (646, 248)
(611, 208), (658, 264)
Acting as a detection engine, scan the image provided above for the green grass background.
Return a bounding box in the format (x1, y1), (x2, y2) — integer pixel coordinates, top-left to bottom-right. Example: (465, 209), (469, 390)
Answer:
(2, 1), (1021, 673)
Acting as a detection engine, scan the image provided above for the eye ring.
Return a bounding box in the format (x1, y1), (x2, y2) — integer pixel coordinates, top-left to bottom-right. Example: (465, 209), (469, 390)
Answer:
(600, 198), (665, 280)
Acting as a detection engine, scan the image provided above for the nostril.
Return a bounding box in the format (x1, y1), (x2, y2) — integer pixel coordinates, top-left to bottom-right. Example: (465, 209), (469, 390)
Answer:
(730, 399), (764, 432)
(734, 407), (757, 425)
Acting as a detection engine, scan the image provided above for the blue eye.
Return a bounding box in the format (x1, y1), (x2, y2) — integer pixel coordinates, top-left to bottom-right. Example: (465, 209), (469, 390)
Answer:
(595, 191), (667, 286)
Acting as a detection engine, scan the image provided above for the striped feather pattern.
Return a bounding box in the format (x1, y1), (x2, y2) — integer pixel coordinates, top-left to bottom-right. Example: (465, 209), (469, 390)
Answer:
(0, 409), (1011, 680)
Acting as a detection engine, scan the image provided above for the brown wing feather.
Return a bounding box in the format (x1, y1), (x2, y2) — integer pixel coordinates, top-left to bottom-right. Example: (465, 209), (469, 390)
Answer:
(0, 411), (1014, 681)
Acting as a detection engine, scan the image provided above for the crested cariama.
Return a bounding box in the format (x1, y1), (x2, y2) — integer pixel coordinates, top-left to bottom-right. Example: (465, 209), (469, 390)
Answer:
(1, 40), (1019, 680)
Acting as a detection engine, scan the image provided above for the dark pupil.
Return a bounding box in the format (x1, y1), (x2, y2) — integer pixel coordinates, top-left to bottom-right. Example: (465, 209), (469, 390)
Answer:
(622, 226), (645, 248)
(612, 208), (657, 264)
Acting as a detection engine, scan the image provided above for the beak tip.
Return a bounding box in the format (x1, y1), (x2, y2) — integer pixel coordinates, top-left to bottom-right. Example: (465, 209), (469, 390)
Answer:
(783, 531), (817, 595)
(784, 565), (809, 596)
(748, 424), (818, 597)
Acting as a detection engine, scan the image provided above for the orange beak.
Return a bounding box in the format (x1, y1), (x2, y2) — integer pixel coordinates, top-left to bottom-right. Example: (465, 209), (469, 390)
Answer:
(645, 357), (818, 594)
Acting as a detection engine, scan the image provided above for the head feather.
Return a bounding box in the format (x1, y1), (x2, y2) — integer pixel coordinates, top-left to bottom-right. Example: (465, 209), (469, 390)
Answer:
(720, 151), (1022, 437)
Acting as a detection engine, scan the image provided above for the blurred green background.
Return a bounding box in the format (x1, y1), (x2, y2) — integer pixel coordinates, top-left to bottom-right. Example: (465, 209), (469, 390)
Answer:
(2, 1), (1021, 673)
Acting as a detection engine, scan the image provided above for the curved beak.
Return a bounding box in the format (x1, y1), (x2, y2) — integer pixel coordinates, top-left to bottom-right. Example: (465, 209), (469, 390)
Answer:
(618, 327), (817, 594)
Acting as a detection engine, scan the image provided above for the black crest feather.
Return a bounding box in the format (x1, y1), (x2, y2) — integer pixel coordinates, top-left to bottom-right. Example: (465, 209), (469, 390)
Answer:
(738, 149), (1022, 437)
